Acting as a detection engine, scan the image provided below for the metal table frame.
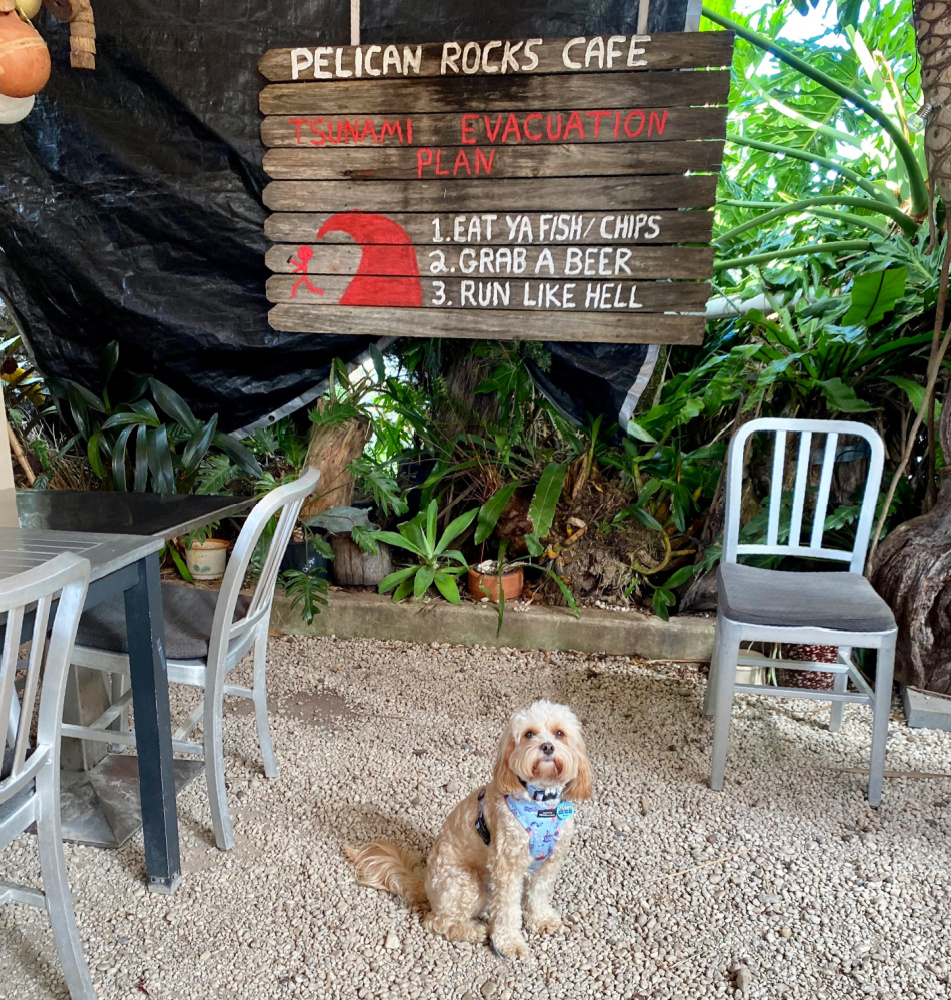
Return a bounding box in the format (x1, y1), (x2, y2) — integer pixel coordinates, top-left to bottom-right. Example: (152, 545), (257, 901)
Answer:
(0, 491), (252, 893)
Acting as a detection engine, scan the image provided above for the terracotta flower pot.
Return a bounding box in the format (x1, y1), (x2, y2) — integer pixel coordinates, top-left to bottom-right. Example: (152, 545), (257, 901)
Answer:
(0, 10), (51, 98)
(186, 538), (229, 581)
(468, 565), (523, 603)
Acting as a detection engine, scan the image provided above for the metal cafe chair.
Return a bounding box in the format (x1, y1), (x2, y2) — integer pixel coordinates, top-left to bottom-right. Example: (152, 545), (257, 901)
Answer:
(0, 553), (95, 1000)
(64, 468), (320, 850)
(704, 418), (898, 806)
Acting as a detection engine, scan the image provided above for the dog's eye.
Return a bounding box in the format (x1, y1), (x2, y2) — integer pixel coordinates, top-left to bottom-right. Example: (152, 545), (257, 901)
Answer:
(523, 731), (536, 740)
(555, 730), (565, 739)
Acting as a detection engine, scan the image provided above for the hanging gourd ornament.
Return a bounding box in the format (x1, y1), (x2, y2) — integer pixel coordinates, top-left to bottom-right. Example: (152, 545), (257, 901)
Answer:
(15, 0), (42, 19)
(0, 7), (50, 98)
(0, 91), (33, 122)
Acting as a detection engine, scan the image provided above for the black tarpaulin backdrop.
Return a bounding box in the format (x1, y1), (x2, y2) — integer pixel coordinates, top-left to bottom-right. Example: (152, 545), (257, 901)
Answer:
(0, 0), (687, 435)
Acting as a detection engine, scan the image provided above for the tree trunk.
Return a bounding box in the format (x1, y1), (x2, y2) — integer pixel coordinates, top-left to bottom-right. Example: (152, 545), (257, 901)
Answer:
(301, 403), (370, 518)
(870, 395), (951, 692)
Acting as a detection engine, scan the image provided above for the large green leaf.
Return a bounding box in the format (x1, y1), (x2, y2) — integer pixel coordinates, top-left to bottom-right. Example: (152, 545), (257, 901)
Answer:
(378, 565), (417, 594)
(111, 424), (135, 492)
(414, 565), (435, 598)
(424, 500), (438, 553)
(182, 415), (218, 477)
(435, 507), (478, 554)
(146, 425), (176, 494)
(370, 530), (424, 556)
(433, 571), (462, 604)
(101, 410), (158, 431)
(527, 462), (567, 543)
(819, 377), (874, 413)
(150, 378), (199, 433)
(842, 268), (907, 326)
(87, 431), (105, 479)
(98, 340), (120, 387)
(133, 424), (149, 492)
(474, 482), (521, 545)
(212, 432), (262, 476)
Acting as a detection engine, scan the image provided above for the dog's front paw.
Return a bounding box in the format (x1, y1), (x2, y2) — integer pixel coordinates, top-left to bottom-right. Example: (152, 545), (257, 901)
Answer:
(526, 909), (563, 935)
(489, 930), (529, 959)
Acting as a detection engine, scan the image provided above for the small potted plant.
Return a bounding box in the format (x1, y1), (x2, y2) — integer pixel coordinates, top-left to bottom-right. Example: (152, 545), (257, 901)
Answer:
(467, 559), (524, 602)
(182, 522), (228, 581)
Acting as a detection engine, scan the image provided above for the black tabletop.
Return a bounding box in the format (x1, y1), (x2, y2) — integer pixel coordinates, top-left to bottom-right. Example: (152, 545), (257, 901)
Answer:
(13, 490), (253, 540)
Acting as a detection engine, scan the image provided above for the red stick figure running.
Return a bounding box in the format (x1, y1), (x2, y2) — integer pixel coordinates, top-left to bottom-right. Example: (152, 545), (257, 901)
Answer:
(289, 246), (324, 298)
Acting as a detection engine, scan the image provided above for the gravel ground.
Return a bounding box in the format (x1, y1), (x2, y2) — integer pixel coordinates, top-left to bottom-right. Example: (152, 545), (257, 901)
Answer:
(2, 636), (951, 1000)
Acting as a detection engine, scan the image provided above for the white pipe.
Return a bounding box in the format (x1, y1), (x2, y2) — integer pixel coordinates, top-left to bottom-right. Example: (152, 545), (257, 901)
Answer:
(350, 0), (360, 46)
(637, 0), (651, 35)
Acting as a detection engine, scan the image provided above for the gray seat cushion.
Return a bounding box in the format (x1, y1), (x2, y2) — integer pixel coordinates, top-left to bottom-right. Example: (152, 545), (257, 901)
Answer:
(75, 584), (250, 661)
(717, 562), (895, 632)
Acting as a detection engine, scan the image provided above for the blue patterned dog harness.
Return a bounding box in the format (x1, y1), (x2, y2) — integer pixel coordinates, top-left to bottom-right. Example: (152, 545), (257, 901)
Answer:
(476, 785), (575, 872)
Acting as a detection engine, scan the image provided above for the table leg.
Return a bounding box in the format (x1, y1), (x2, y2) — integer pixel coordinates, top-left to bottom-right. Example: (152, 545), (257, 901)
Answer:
(123, 552), (181, 894)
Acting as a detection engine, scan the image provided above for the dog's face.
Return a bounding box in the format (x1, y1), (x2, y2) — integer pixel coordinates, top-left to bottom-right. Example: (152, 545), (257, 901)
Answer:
(492, 700), (593, 802)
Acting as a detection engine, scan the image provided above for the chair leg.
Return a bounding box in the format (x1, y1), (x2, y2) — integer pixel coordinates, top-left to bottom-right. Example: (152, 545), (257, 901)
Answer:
(110, 671), (130, 752)
(703, 627), (723, 718)
(252, 630), (278, 780)
(203, 679), (235, 851)
(867, 633), (897, 808)
(829, 647), (850, 734)
(709, 619), (742, 792)
(34, 764), (96, 1000)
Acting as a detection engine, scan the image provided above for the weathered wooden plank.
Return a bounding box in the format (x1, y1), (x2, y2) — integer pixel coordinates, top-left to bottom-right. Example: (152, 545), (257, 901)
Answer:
(258, 32), (735, 82)
(264, 210), (715, 245)
(262, 140), (724, 182)
(266, 274), (711, 312)
(267, 303), (706, 343)
(265, 243), (714, 279)
(259, 70), (731, 116)
(261, 106), (729, 149)
(262, 175), (719, 213)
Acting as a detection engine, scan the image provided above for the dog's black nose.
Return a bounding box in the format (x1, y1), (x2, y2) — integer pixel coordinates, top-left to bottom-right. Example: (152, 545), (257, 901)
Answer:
(541, 742), (555, 756)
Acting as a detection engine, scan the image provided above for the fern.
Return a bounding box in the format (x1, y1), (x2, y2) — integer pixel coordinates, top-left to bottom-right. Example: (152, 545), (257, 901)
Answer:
(195, 454), (238, 495)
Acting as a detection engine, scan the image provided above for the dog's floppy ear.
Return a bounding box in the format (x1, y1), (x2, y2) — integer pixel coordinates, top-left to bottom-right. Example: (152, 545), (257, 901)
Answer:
(492, 732), (523, 796)
(564, 734), (593, 802)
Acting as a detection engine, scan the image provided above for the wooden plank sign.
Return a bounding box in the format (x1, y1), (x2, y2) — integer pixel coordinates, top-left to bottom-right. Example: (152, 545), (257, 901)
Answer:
(258, 31), (733, 344)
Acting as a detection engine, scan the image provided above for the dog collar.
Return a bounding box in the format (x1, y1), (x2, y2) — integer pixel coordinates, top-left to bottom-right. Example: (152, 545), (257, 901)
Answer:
(519, 780), (562, 802)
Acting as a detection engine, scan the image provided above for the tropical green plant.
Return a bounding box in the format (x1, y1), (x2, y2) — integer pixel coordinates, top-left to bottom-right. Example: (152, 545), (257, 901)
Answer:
(372, 500), (477, 603)
(246, 416), (310, 473)
(45, 342), (261, 494)
(281, 568), (330, 624)
(348, 456), (408, 517)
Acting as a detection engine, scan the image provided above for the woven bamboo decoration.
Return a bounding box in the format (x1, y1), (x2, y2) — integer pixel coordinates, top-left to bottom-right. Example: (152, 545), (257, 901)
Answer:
(69, 0), (93, 69)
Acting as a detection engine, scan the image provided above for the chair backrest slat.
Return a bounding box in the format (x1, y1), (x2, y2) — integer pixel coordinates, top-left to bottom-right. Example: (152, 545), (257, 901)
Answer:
(810, 432), (838, 550)
(0, 554), (89, 803)
(787, 431), (812, 548)
(0, 606), (24, 756)
(766, 429), (786, 546)
(724, 417), (885, 574)
(207, 467), (321, 668)
(12, 594), (52, 773)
